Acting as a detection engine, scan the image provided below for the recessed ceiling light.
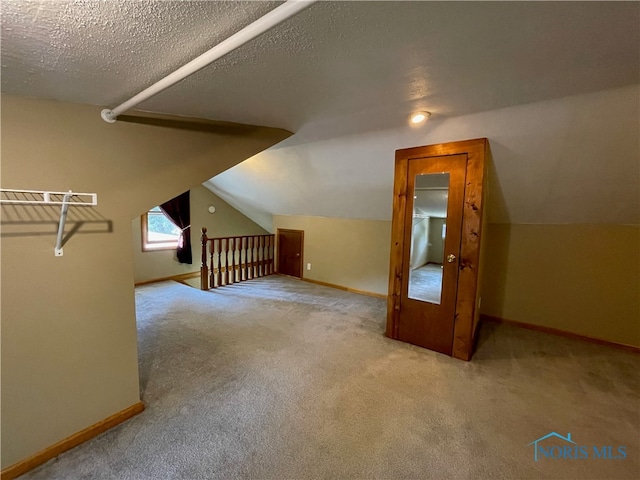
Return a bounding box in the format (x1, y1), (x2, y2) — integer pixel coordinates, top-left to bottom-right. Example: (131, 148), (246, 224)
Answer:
(410, 111), (431, 125)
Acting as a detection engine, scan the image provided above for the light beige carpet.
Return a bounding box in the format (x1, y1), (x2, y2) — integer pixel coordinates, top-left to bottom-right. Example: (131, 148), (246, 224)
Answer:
(21, 276), (639, 479)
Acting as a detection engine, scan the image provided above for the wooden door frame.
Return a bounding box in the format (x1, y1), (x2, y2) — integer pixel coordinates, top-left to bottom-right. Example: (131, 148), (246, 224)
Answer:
(276, 228), (305, 279)
(386, 138), (489, 361)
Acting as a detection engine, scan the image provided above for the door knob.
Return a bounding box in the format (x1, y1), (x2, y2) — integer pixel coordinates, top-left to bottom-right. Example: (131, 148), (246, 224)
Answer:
(447, 254), (456, 263)
(295, 253), (300, 257)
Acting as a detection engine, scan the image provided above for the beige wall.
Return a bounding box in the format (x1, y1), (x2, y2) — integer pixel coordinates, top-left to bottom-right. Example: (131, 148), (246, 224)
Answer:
(0, 95), (289, 468)
(272, 215), (391, 296)
(481, 223), (640, 347)
(132, 186), (267, 283)
(272, 216), (639, 347)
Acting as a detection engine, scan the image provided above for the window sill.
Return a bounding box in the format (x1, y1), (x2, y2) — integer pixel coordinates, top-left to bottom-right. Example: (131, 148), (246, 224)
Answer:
(142, 243), (178, 252)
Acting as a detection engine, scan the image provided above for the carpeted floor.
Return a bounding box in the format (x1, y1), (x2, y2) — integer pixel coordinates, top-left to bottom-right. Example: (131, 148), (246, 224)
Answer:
(22, 276), (639, 479)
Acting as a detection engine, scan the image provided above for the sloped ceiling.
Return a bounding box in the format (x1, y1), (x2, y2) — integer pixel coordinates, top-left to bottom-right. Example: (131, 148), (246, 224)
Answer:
(2, 1), (639, 228)
(205, 84), (639, 229)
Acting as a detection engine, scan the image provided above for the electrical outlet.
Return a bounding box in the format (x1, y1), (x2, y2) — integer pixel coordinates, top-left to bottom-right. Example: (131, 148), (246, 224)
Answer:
(307, 263), (312, 270)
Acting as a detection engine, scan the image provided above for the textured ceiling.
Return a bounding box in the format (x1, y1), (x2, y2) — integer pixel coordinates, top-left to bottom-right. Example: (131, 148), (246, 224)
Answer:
(1, 1), (279, 115)
(2, 1), (639, 227)
(2, 1), (638, 131)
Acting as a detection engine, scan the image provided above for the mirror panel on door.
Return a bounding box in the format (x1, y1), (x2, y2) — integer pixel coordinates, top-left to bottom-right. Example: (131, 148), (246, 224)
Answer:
(408, 173), (449, 304)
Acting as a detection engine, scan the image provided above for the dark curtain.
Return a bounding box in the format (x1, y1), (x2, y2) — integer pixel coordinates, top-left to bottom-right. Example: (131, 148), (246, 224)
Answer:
(160, 191), (192, 264)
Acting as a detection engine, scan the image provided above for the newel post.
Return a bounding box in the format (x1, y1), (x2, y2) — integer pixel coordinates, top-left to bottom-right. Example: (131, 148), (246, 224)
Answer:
(200, 227), (209, 290)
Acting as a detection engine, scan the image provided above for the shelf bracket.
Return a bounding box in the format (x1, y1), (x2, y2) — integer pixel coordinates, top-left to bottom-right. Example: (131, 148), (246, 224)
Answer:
(54, 191), (73, 256)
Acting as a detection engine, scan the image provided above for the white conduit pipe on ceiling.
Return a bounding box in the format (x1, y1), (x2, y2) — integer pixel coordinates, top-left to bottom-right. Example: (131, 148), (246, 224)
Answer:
(101, 0), (317, 123)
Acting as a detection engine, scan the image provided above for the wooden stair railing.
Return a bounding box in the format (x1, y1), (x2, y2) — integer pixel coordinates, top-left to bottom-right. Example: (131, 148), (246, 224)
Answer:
(200, 227), (275, 290)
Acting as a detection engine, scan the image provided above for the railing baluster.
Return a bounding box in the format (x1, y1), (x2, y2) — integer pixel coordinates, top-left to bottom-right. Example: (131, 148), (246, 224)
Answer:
(253, 236), (258, 278)
(251, 236), (260, 278)
(258, 235), (262, 277)
(263, 235), (268, 276)
(253, 237), (258, 278)
(201, 227), (209, 290)
(239, 237), (243, 282)
(247, 237), (253, 280)
(225, 239), (229, 285)
(240, 237), (245, 281)
(238, 237), (244, 282)
(201, 232), (276, 290)
(235, 237), (241, 282)
(256, 236), (262, 277)
(232, 237), (236, 282)
(220, 238), (224, 285)
(237, 237), (242, 282)
(244, 237), (251, 280)
(216, 239), (223, 287)
(216, 239), (220, 287)
(209, 240), (217, 288)
(227, 238), (236, 284)
(257, 235), (262, 277)
(264, 236), (269, 276)
(253, 236), (257, 278)
(262, 236), (267, 277)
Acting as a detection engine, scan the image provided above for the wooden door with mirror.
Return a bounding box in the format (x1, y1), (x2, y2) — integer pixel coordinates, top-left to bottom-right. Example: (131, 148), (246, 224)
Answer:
(399, 155), (466, 354)
(387, 139), (489, 361)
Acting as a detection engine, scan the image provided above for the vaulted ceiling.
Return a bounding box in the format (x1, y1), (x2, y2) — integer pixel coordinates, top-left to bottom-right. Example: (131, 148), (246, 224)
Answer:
(2, 1), (638, 228)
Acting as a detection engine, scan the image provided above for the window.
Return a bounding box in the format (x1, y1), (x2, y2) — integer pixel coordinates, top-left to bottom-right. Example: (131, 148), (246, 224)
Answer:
(141, 206), (181, 251)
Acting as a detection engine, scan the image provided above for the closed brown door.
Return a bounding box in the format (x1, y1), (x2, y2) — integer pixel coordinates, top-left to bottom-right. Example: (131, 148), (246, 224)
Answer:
(396, 154), (467, 354)
(277, 229), (303, 278)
